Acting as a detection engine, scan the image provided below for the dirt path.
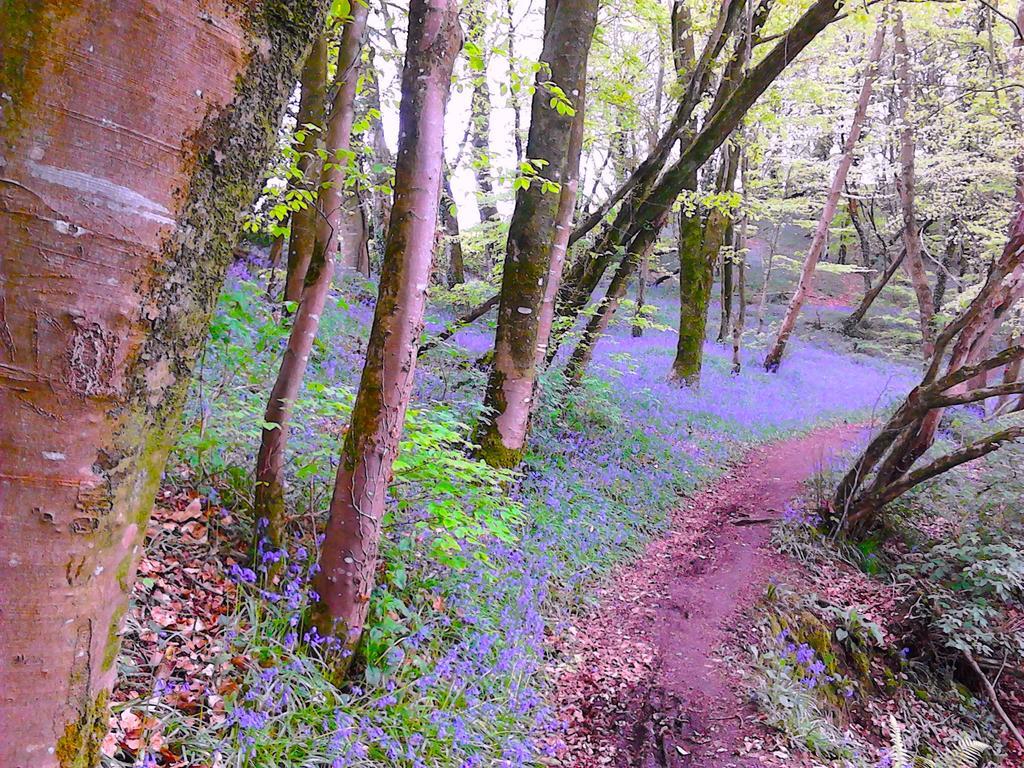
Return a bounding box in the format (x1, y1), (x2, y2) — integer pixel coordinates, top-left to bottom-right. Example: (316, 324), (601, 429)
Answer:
(549, 422), (865, 768)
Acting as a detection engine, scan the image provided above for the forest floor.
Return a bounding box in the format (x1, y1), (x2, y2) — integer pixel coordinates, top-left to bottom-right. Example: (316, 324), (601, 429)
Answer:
(549, 422), (865, 767)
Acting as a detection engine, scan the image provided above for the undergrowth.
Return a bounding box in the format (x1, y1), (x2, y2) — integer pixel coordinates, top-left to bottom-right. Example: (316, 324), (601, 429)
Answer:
(106, 266), (914, 767)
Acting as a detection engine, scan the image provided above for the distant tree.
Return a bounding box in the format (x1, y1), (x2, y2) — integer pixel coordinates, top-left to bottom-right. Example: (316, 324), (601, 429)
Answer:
(764, 13), (887, 371)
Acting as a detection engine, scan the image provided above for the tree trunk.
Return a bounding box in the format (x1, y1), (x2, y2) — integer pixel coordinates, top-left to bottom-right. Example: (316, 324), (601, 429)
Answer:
(893, 7), (936, 358)
(309, 0), (462, 664)
(763, 14), (886, 371)
(475, 0), (599, 468)
(441, 165), (466, 285)
(254, 2), (370, 551)
(364, 51), (394, 265)
(848, 193), (874, 291)
(0, 2), (329, 765)
(632, 248), (648, 338)
(506, 0), (524, 164)
(732, 197), (749, 374)
(932, 220), (961, 309)
(716, 148), (741, 343)
(566, 214), (667, 386)
(533, 72), (589, 370)
(466, 0), (499, 223)
(757, 165), (792, 331)
(284, 33), (329, 306)
(842, 246), (907, 333)
(670, 180), (721, 386)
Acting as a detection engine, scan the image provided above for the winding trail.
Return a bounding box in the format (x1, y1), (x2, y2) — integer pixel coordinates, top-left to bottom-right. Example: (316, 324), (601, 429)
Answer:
(550, 422), (865, 767)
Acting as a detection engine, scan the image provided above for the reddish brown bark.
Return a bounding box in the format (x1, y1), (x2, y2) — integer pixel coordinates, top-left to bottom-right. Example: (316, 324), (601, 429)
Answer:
(309, 0), (462, 661)
(475, 0), (599, 468)
(835, 207), (1024, 531)
(254, 3), (370, 550)
(893, 8), (935, 358)
(764, 15), (886, 371)
(284, 32), (329, 306)
(0, 2), (329, 765)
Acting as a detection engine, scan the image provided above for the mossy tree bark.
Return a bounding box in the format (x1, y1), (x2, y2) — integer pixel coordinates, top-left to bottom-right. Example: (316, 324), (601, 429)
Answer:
(475, 0), (599, 468)
(284, 32), (328, 306)
(309, 0), (462, 664)
(254, 2), (370, 553)
(669, 174), (719, 385)
(764, 13), (886, 371)
(0, 1), (329, 765)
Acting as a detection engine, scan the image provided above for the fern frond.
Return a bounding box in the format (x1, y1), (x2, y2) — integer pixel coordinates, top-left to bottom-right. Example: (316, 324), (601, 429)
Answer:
(933, 733), (988, 768)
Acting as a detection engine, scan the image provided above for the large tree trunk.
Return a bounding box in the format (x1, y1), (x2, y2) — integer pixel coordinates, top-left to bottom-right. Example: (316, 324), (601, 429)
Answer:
(474, 0), (599, 468)
(309, 0), (462, 664)
(0, 2), (328, 765)
(893, 8), (936, 358)
(284, 32), (328, 306)
(254, 3), (370, 551)
(763, 14), (886, 371)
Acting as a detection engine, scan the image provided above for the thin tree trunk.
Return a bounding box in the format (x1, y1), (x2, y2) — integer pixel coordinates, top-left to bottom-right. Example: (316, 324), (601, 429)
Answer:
(364, 51), (394, 264)
(284, 33), (329, 306)
(566, 214), (668, 386)
(254, 3), (370, 549)
(716, 148), (741, 343)
(757, 165), (792, 330)
(732, 186), (749, 374)
(467, 0), (499, 223)
(933, 219), (961, 309)
(843, 246), (907, 333)
(893, 7), (936, 358)
(475, 0), (599, 468)
(533, 73), (589, 369)
(441, 165), (466, 285)
(763, 14), (886, 371)
(0, 2), (329, 765)
(632, 249), (649, 337)
(309, 0), (462, 663)
(847, 192), (875, 291)
(506, 0), (524, 164)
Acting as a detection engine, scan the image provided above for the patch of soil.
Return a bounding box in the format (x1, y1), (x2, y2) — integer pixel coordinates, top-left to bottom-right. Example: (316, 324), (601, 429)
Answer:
(548, 422), (865, 767)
